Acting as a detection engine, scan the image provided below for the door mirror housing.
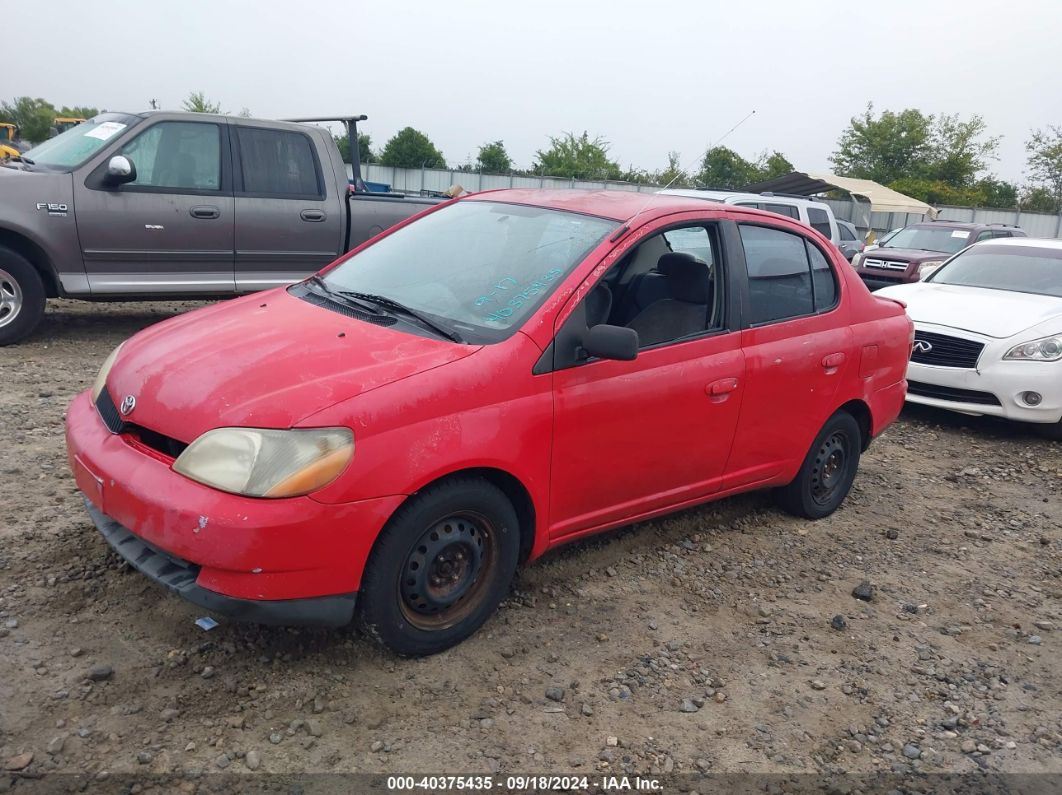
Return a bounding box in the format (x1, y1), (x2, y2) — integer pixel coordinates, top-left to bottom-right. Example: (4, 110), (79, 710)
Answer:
(105, 155), (136, 185)
(581, 324), (639, 361)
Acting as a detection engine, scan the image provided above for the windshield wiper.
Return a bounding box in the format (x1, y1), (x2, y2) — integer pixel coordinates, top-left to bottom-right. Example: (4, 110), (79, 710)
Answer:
(334, 290), (464, 343)
(306, 276), (389, 315)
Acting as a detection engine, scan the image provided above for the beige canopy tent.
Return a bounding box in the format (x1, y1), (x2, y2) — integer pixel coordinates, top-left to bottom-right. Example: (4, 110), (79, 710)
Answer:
(743, 171), (935, 217)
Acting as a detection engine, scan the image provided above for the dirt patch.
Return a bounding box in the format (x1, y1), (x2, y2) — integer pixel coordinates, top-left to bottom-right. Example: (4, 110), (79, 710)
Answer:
(1, 300), (1060, 785)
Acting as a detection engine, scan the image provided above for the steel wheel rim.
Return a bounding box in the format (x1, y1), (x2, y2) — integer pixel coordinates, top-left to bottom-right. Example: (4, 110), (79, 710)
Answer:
(809, 431), (850, 506)
(0, 268), (22, 329)
(398, 511), (497, 630)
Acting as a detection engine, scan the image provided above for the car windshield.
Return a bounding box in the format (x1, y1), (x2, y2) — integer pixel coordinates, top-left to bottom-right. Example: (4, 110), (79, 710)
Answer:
(927, 245), (1062, 297)
(882, 225), (971, 254)
(21, 114), (140, 169)
(320, 200), (618, 342)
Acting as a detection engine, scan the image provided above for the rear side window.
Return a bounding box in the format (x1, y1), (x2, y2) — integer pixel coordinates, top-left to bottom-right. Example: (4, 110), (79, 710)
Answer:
(236, 127), (322, 197)
(764, 203), (799, 219)
(807, 207), (832, 237)
(739, 225), (837, 324)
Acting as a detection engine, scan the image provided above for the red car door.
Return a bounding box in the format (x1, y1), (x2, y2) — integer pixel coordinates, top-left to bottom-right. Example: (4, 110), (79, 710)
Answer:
(723, 220), (854, 489)
(547, 218), (746, 540)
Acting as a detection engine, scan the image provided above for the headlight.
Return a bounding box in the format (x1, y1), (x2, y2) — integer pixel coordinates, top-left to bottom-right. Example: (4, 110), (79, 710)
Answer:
(851, 252), (864, 268)
(91, 343), (124, 401)
(173, 427), (354, 498)
(917, 261), (944, 280)
(1003, 334), (1062, 362)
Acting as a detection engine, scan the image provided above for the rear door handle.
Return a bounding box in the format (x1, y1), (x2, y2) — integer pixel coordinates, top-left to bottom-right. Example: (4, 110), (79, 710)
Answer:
(822, 352), (846, 373)
(190, 205), (220, 220)
(301, 209), (326, 222)
(707, 378), (739, 401)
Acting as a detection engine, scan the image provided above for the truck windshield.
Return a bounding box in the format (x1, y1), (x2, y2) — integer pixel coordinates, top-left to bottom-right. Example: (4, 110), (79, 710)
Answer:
(21, 114), (141, 170)
(882, 225), (970, 254)
(320, 200), (618, 343)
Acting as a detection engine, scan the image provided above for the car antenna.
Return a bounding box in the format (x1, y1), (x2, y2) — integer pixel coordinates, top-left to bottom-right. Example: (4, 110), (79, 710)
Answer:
(610, 109), (757, 242)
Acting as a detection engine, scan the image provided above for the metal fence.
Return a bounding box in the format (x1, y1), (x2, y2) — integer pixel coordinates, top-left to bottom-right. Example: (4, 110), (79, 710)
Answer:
(349, 164), (1062, 239)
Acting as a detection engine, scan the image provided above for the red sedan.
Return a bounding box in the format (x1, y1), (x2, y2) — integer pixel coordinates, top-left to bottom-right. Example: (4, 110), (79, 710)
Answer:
(66, 190), (911, 655)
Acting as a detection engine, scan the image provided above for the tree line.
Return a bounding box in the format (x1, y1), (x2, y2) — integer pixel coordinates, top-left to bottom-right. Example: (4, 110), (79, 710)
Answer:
(4, 92), (1061, 213)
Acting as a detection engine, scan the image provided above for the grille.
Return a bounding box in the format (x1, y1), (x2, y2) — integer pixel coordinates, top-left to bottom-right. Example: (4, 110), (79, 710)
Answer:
(908, 381), (1000, 406)
(95, 388), (188, 459)
(95, 388), (125, 434)
(863, 257), (908, 271)
(910, 331), (984, 368)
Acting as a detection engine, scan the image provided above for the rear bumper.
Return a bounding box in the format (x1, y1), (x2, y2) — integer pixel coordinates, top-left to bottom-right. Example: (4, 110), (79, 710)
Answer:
(84, 497), (357, 627)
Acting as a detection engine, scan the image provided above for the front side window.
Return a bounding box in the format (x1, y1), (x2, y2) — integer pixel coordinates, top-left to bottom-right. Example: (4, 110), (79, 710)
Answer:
(927, 245), (1062, 298)
(740, 225), (836, 324)
(838, 224), (856, 241)
(807, 207), (832, 237)
(320, 201), (617, 342)
(237, 127), (321, 197)
(120, 121), (221, 191)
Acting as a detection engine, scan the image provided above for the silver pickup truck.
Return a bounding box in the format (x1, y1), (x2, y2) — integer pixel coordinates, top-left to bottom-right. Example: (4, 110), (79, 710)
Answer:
(0, 111), (441, 344)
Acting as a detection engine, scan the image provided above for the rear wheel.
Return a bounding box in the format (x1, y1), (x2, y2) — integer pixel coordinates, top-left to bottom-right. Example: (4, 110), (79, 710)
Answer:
(357, 478), (520, 656)
(775, 411), (862, 519)
(0, 247), (46, 346)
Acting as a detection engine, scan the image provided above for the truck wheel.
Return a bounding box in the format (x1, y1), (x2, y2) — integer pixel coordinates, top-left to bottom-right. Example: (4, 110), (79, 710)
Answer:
(0, 247), (46, 346)
(775, 411), (862, 520)
(357, 477), (520, 656)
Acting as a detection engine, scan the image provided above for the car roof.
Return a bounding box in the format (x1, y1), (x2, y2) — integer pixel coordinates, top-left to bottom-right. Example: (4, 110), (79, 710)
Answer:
(913, 220), (1020, 231)
(462, 189), (780, 223)
(661, 188), (830, 209)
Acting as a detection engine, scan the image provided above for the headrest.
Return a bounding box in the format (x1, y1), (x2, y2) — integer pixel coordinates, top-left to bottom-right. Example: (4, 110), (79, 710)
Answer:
(657, 252), (711, 304)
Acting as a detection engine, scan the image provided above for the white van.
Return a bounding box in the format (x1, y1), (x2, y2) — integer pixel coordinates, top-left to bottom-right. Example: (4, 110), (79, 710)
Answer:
(659, 189), (840, 244)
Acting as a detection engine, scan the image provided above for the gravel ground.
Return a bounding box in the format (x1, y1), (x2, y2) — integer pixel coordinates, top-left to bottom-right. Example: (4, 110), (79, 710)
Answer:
(1, 299), (1060, 790)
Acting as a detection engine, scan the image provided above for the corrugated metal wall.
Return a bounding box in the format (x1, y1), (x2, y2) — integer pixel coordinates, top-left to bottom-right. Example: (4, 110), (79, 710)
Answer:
(348, 165), (1062, 238)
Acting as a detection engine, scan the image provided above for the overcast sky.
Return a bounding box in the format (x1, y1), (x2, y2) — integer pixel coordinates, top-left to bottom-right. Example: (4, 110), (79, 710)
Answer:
(11, 0), (1061, 183)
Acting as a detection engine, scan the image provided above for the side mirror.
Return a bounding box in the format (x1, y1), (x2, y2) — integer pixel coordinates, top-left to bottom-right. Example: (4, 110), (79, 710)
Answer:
(582, 324), (638, 361)
(105, 155), (136, 185)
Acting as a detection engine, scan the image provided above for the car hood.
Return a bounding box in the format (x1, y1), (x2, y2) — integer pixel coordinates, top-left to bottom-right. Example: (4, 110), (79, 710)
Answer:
(867, 247), (950, 263)
(106, 289), (478, 442)
(875, 282), (1062, 338)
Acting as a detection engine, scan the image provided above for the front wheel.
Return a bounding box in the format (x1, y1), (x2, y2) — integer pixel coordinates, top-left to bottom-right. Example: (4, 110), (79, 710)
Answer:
(357, 477), (520, 656)
(775, 411), (862, 520)
(0, 247), (46, 346)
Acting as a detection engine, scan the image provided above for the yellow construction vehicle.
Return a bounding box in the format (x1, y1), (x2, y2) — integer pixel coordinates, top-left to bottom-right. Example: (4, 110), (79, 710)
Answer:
(0, 122), (23, 160)
(53, 117), (86, 134)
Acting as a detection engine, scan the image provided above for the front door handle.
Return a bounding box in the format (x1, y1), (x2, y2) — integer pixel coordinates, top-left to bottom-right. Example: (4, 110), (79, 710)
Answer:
(822, 352), (846, 373)
(301, 209), (326, 222)
(190, 205), (220, 220)
(707, 378), (739, 402)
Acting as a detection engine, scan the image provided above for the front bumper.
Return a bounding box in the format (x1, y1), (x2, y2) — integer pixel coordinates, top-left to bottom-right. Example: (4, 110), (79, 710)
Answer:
(65, 389), (405, 619)
(84, 497), (357, 626)
(906, 360), (1062, 424)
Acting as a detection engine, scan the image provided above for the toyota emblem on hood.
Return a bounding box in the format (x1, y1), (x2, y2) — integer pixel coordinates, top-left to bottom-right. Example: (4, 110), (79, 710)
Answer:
(120, 395), (137, 416)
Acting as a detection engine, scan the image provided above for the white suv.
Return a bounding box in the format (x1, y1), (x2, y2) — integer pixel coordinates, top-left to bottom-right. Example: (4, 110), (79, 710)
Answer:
(660, 189), (840, 244)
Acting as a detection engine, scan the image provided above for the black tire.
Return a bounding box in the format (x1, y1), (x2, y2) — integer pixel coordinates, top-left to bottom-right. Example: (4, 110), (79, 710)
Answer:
(0, 247), (46, 346)
(775, 411), (862, 520)
(357, 477), (520, 656)
(1035, 420), (1062, 441)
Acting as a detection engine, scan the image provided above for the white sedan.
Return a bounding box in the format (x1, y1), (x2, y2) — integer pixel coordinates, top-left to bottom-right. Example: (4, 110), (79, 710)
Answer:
(877, 238), (1062, 439)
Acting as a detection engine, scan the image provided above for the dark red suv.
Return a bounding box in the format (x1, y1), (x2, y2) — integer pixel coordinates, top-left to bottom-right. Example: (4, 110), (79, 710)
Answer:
(853, 220), (1026, 290)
